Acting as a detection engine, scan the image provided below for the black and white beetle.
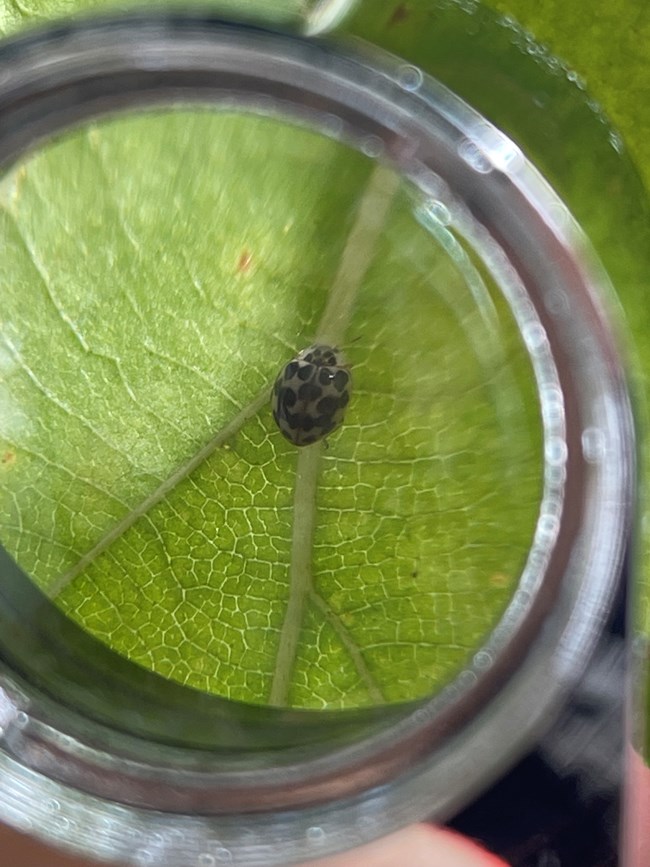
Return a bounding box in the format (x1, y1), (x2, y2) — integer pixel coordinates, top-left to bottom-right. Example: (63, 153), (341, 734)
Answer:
(271, 344), (351, 446)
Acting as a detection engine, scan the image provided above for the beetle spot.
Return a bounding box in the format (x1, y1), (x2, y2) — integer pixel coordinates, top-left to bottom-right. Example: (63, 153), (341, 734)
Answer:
(281, 388), (297, 408)
(333, 370), (349, 392)
(297, 365), (313, 382)
(317, 396), (338, 415)
(298, 382), (322, 402)
(315, 416), (336, 433)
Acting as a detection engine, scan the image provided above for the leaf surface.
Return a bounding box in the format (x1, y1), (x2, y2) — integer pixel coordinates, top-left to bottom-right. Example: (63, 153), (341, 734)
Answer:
(0, 8), (546, 708)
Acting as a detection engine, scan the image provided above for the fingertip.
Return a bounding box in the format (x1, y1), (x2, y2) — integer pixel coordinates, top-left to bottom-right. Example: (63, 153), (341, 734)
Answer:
(420, 824), (510, 866)
(302, 823), (509, 867)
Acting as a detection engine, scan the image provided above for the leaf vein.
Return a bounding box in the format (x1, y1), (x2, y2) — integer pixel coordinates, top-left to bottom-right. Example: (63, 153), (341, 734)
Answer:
(1, 334), (162, 479)
(310, 590), (384, 703)
(6, 210), (91, 352)
(48, 385), (271, 597)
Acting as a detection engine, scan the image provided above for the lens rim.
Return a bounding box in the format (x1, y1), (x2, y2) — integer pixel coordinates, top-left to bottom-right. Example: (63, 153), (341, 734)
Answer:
(0, 11), (634, 865)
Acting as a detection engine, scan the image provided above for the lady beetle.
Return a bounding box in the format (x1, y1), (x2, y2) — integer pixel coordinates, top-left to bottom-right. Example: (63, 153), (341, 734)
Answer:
(272, 344), (351, 447)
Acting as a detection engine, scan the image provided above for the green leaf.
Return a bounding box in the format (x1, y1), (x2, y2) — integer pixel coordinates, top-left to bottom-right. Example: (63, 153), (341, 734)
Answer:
(0, 108), (541, 707)
(0, 0), (303, 38)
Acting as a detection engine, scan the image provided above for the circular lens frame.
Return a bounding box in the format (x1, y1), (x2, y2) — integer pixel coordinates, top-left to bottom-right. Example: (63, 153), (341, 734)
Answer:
(0, 11), (634, 865)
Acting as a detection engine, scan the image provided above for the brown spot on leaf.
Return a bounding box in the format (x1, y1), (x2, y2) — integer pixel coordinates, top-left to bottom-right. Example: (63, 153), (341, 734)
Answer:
(489, 572), (510, 588)
(237, 250), (253, 273)
(389, 3), (409, 26)
(1, 450), (16, 467)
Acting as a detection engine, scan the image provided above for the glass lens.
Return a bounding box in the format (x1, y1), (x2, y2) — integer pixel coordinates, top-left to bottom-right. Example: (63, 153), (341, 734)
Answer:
(0, 106), (542, 709)
(0, 8), (638, 866)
